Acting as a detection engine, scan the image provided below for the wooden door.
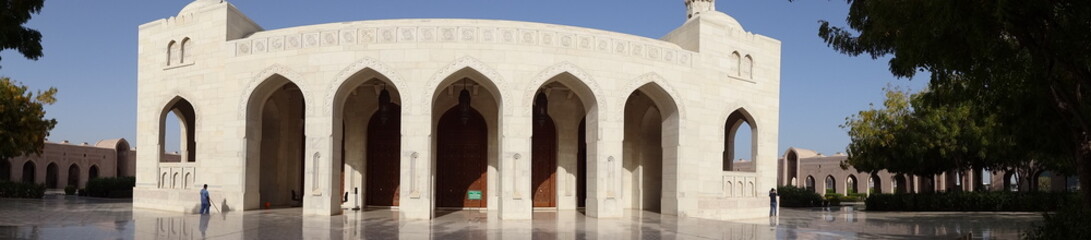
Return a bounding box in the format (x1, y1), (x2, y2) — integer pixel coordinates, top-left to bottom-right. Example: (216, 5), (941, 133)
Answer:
(367, 104), (401, 206)
(532, 116), (557, 207)
(437, 107), (488, 208)
(577, 119), (587, 207)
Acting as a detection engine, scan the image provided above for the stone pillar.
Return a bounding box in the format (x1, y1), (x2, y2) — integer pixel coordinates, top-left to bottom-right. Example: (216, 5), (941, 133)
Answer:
(500, 113), (532, 220)
(399, 111), (432, 220)
(303, 107), (342, 216)
(586, 115), (623, 218)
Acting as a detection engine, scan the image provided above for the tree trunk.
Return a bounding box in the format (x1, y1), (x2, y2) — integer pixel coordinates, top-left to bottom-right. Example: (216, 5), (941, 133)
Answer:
(1078, 142), (1091, 209)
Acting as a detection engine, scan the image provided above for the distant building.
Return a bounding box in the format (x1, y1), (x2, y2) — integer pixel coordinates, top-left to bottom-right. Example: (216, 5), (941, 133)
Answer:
(0, 138), (161, 189)
(776, 147), (1079, 195)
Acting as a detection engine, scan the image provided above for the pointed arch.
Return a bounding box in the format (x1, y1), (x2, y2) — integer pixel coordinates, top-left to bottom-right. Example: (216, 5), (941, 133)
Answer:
(243, 71), (308, 210)
(167, 40), (178, 66)
(723, 108), (757, 172)
(159, 96), (197, 163)
(423, 56), (508, 114)
(237, 64), (308, 119)
(730, 52), (741, 76)
(524, 62), (605, 116)
(742, 55), (754, 79)
(617, 73), (686, 121)
(180, 37), (192, 64)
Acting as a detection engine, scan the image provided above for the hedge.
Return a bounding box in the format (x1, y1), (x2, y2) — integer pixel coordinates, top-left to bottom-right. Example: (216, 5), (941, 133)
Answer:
(777, 186), (824, 207)
(0, 181), (46, 198)
(84, 177), (135, 198)
(1023, 206), (1091, 239)
(865, 191), (1077, 212)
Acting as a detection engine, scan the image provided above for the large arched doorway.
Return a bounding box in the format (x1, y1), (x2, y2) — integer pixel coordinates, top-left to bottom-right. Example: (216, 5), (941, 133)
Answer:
(436, 89), (489, 208)
(724, 109), (756, 172)
(332, 68), (404, 208)
(365, 89), (401, 206)
(89, 165), (100, 180)
(46, 163), (59, 189)
(245, 75), (306, 210)
(530, 72), (598, 210)
(0, 159), (9, 182)
(893, 175), (908, 193)
(531, 93), (558, 207)
(432, 69), (502, 210)
(21, 162), (35, 183)
(869, 175), (882, 194)
(622, 83), (680, 213)
(68, 164), (80, 187)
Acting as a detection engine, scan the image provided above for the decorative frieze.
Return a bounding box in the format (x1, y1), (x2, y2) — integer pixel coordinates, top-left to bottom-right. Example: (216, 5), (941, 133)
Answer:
(232, 23), (694, 66)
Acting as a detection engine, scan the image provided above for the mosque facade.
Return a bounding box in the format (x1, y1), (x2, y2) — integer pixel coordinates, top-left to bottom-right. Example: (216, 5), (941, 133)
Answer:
(134, 0), (781, 220)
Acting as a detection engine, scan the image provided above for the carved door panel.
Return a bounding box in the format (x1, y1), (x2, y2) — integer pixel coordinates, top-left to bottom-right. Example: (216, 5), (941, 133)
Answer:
(577, 119), (587, 208)
(437, 107), (488, 208)
(367, 104), (402, 206)
(532, 117), (557, 207)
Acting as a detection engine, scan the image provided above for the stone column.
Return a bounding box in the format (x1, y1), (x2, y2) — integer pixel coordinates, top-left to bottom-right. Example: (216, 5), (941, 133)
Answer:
(586, 114), (623, 218)
(500, 113), (532, 220)
(399, 110), (432, 220)
(303, 105), (342, 216)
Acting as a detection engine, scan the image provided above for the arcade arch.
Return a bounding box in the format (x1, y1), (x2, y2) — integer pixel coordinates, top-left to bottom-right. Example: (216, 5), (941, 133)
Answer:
(244, 74), (307, 210)
(68, 164), (80, 187)
(824, 175), (836, 194)
(331, 68), (404, 207)
(22, 162), (35, 183)
(431, 67), (503, 209)
(89, 165), (100, 180)
(846, 175), (858, 194)
(622, 83), (680, 213)
(805, 175), (815, 192)
(529, 72), (598, 209)
(46, 163), (59, 189)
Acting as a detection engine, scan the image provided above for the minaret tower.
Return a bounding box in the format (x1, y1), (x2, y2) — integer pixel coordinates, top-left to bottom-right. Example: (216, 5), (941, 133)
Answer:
(684, 0), (716, 19)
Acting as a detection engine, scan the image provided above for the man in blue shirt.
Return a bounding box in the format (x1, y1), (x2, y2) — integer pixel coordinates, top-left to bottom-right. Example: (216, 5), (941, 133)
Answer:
(769, 188), (779, 216)
(200, 184), (211, 215)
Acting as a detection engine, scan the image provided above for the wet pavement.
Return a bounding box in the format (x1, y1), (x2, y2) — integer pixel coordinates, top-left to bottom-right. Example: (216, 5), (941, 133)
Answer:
(0, 195), (1043, 239)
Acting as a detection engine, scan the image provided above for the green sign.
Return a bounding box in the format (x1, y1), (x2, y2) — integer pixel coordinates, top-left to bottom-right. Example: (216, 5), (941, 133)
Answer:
(468, 190), (482, 200)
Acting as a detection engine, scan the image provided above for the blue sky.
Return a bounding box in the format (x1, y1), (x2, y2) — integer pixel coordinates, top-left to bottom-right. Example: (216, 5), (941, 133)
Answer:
(0, 1), (925, 157)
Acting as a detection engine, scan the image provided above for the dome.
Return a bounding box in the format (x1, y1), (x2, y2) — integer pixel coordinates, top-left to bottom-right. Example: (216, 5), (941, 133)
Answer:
(179, 0), (223, 15)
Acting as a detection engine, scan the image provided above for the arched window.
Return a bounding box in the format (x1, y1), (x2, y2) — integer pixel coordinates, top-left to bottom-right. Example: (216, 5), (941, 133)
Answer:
(825, 175), (836, 194)
(167, 40), (178, 66)
(742, 55), (754, 79)
(180, 38), (191, 64)
(726, 181), (733, 197)
(723, 108), (756, 172)
(805, 176), (816, 192)
(160, 98), (197, 163)
(730, 52), (741, 76)
(160, 172), (168, 189)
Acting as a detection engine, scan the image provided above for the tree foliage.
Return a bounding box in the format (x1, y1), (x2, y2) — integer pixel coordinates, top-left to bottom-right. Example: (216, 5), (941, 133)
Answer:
(816, 0), (1091, 206)
(0, 77), (57, 162)
(0, 0), (46, 67)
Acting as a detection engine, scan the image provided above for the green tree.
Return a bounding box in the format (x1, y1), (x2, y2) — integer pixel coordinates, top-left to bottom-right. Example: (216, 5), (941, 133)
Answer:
(0, 77), (57, 163)
(0, 0), (46, 67)
(843, 87), (1051, 189)
(816, 0), (1091, 206)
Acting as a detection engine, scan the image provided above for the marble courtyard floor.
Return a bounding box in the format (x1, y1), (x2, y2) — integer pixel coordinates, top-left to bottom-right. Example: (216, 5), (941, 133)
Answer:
(0, 195), (1042, 239)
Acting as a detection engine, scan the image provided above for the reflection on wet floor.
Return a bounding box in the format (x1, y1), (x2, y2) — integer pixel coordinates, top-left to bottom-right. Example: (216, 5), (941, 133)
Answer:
(0, 195), (1043, 239)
